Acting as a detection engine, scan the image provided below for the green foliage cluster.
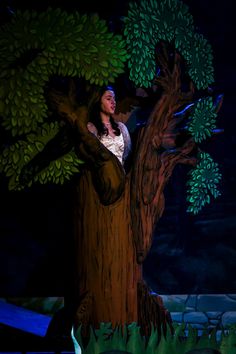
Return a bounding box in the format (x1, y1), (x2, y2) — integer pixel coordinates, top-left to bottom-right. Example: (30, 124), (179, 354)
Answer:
(124, 0), (214, 89)
(73, 322), (236, 354)
(186, 152), (222, 214)
(187, 97), (217, 143)
(0, 122), (83, 190)
(0, 8), (128, 188)
(0, 8), (127, 137)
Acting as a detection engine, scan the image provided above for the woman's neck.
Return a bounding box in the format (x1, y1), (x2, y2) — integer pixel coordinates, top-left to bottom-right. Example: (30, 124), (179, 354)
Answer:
(100, 112), (110, 124)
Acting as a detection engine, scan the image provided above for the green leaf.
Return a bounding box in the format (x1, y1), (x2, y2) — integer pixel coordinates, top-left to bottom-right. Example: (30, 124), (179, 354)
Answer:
(55, 160), (61, 169)
(100, 61), (109, 68)
(37, 56), (48, 65)
(63, 154), (73, 162)
(35, 141), (44, 151)
(12, 151), (20, 164)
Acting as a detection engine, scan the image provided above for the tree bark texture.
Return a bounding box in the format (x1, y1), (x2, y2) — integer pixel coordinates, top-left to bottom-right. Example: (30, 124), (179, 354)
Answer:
(130, 49), (196, 264)
(131, 94), (196, 263)
(73, 171), (141, 328)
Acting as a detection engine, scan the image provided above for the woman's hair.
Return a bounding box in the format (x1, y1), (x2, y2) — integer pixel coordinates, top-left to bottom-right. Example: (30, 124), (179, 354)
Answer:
(87, 85), (120, 137)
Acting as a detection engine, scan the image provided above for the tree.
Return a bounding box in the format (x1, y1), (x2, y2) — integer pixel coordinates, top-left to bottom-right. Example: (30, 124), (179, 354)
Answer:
(0, 0), (223, 338)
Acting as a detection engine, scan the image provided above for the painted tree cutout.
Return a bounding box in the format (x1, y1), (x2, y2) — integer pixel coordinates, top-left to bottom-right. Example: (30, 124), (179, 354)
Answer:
(0, 0), (223, 339)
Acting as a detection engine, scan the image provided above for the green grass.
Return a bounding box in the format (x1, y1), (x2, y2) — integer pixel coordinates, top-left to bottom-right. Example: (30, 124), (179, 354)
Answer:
(73, 322), (236, 354)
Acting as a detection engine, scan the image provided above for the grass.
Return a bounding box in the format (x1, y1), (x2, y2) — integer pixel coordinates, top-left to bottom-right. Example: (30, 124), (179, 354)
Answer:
(73, 322), (236, 354)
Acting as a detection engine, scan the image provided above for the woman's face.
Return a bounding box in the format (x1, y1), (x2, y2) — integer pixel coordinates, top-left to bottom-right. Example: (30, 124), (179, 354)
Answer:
(100, 90), (116, 115)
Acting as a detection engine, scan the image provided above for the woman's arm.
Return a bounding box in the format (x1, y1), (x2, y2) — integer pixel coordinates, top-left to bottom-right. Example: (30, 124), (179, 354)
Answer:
(118, 122), (132, 162)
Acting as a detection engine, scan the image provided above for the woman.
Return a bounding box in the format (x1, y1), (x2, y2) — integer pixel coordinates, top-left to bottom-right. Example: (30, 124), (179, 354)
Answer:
(70, 85), (132, 204)
(86, 85), (131, 167)
(20, 84), (131, 205)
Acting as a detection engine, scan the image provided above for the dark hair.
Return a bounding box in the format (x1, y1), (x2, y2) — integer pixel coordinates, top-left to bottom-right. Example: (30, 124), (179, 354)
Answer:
(87, 85), (120, 137)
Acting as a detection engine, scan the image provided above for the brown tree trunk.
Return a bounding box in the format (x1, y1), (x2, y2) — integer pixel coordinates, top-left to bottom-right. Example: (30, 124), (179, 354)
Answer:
(73, 170), (141, 328)
(47, 83), (184, 338)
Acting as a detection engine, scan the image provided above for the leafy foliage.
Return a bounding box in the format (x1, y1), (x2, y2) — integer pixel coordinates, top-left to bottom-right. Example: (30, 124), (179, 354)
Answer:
(0, 8), (127, 136)
(182, 33), (214, 90)
(186, 152), (222, 214)
(0, 8), (128, 189)
(73, 322), (224, 354)
(124, 0), (214, 89)
(0, 122), (83, 190)
(187, 97), (217, 143)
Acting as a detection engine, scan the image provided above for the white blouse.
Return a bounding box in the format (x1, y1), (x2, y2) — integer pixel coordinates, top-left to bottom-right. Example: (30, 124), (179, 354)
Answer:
(99, 133), (124, 164)
(87, 121), (131, 165)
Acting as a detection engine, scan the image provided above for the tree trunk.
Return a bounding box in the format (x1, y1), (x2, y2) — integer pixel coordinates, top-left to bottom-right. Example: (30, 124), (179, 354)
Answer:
(73, 170), (141, 328)
(46, 89), (176, 338)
